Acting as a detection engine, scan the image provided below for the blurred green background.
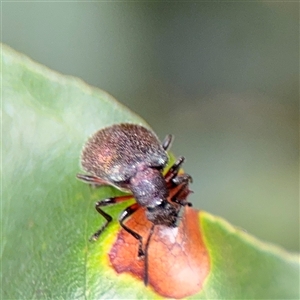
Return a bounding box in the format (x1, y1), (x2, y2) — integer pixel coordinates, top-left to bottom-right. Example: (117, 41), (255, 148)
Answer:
(2, 2), (298, 251)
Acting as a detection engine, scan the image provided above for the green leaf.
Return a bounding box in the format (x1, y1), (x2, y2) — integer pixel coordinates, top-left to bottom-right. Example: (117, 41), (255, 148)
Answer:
(2, 44), (299, 300)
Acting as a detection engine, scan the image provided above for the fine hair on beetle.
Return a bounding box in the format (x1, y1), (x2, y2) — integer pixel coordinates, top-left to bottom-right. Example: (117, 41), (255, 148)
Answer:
(77, 123), (193, 285)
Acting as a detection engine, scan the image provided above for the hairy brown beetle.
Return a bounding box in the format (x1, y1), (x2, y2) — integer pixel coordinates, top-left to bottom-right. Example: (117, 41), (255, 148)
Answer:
(77, 123), (192, 261)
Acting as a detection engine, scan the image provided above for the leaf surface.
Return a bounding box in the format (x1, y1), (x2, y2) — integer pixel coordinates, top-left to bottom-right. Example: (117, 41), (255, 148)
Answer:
(2, 44), (299, 299)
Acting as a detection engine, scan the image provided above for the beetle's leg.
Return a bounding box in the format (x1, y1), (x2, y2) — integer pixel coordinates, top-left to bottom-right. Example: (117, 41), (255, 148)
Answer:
(164, 157), (193, 204)
(76, 173), (110, 186)
(164, 156), (185, 184)
(169, 175), (193, 207)
(119, 202), (145, 257)
(164, 156), (193, 188)
(172, 173), (193, 186)
(162, 134), (174, 151)
(90, 195), (133, 241)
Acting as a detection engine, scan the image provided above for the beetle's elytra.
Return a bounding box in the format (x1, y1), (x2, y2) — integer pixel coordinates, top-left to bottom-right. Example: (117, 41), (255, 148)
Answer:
(77, 123), (192, 283)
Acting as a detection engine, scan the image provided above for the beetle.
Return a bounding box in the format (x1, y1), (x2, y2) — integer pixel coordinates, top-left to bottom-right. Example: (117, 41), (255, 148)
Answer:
(77, 123), (192, 259)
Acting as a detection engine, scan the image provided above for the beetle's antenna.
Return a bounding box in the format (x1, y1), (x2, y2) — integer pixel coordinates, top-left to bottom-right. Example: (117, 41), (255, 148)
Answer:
(144, 224), (155, 286)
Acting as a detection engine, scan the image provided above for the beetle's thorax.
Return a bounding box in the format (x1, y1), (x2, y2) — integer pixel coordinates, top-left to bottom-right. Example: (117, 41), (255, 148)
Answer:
(130, 164), (168, 208)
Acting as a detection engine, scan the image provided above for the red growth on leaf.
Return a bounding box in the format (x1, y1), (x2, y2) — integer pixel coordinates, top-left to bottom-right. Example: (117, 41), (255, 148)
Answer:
(109, 206), (210, 299)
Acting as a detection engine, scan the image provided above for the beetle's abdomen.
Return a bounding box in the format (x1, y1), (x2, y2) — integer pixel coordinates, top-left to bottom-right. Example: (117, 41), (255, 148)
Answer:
(81, 124), (168, 183)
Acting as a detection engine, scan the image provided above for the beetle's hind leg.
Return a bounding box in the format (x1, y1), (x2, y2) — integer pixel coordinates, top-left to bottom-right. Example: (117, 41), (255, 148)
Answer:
(90, 195), (133, 241)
